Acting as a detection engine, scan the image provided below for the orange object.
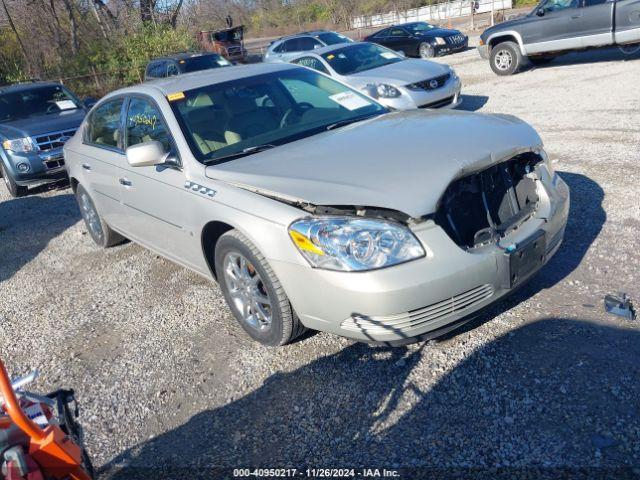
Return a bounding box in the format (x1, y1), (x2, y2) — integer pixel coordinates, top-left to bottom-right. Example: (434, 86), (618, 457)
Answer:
(0, 361), (92, 480)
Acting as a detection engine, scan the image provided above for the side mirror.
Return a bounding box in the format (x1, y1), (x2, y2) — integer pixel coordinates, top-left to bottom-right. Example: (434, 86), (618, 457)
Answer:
(536, 7), (545, 16)
(126, 140), (170, 167)
(83, 97), (98, 108)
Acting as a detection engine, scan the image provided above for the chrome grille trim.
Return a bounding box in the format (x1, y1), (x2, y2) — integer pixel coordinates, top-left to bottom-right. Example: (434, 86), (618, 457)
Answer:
(341, 284), (494, 334)
(407, 73), (451, 91)
(34, 128), (76, 152)
(447, 34), (466, 45)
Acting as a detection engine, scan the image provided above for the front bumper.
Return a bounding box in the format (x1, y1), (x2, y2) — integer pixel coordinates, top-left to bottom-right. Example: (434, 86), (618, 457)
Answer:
(478, 44), (490, 60)
(271, 172), (570, 343)
(378, 77), (462, 111)
(434, 38), (469, 56)
(4, 147), (68, 187)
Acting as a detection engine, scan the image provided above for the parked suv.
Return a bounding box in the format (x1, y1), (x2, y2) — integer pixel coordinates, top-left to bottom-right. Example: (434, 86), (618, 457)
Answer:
(145, 53), (232, 81)
(0, 82), (92, 197)
(479, 0), (640, 75)
(264, 30), (353, 63)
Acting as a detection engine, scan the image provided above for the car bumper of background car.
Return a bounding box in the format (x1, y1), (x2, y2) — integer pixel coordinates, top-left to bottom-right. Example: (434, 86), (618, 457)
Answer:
(434, 38), (469, 56)
(6, 148), (69, 187)
(379, 77), (462, 110)
(270, 173), (569, 344)
(478, 44), (490, 60)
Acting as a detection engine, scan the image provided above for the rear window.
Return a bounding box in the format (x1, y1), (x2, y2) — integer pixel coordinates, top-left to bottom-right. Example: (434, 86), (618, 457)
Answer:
(180, 54), (232, 73)
(316, 32), (353, 46)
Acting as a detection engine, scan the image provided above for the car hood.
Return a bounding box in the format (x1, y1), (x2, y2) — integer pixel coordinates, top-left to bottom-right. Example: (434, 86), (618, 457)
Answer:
(206, 110), (542, 218)
(481, 14), (535, 41)
(0, 109), (86, 139)
(347, 59), (450, 86)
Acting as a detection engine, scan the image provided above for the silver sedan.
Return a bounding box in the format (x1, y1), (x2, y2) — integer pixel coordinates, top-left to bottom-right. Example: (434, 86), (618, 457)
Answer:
(64, 63), (568, 346)
(290, 42), (462, 110)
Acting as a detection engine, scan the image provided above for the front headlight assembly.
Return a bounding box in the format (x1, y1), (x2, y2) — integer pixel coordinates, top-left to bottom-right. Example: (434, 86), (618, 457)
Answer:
(289, 217), (425, 272)
(2, 137), (35, 154)
(365, 83), (401, 99)
(434, 37), (447, 46)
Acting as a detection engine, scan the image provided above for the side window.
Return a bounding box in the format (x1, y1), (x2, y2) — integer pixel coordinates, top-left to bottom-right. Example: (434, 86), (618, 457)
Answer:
(374, 29), (390, 39)
(297, 37), (323, 51)
(389, 28), (409, 37)
(282, 39), (299, 52)
(583, 0), (607, 6)
(145, 62), (156, 79)
(86, 99), (124, 148)
(292, 57), (330, 74)
(125, 97), (171, 152)
(167, 62), (179, 77)
(543, 0), (578, 12)
(272, 42), (285, 53)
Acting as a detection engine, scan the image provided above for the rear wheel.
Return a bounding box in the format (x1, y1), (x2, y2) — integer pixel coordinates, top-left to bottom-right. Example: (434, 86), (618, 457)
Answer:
(215, 230), (306, 346)
(0, 162), (27, 198)
(419, 42), (435, 59)
(75, 184), (124, 248)
(490, 41), (523, 76)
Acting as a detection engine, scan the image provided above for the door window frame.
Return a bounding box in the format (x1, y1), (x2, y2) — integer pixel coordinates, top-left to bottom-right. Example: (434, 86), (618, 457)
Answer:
(83, 95), (128, 153)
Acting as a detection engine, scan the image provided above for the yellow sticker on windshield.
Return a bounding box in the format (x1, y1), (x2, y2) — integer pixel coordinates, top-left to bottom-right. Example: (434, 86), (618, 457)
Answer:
(167, 92), (186, 101)
(326, 54), (335, 60)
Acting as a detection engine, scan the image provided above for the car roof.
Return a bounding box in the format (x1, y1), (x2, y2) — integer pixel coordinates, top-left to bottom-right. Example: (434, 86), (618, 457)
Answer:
(297, 41), (373, 57)
(0, 81), (63, 94)
(277, 30), (333, 41)
(110, 63), (297, 98)
(149, 52), (221, 63)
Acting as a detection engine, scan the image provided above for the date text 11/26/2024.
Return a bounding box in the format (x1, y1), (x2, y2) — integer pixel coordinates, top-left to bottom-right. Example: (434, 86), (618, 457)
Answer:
(233, 468), (401, 478)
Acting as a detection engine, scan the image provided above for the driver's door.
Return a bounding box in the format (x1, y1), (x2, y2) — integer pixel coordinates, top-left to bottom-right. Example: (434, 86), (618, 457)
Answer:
(522, 0), (584, 53)
(116, 95), (203, 270)
(383, 28), (414, 54)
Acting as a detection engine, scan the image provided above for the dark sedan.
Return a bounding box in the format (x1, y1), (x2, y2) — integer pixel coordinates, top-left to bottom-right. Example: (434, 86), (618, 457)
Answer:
(365, 22), (468, 58)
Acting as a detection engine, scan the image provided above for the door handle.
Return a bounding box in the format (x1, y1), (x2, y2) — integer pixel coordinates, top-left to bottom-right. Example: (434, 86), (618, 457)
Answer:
(82, 163), (92, 171)
(118, 178), (132, 187)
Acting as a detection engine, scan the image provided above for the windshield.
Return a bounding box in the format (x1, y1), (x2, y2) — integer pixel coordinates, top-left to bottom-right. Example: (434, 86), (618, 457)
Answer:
(181, 55), (232, 73)
(169, 67), (387, 164)
(321, 43), (404, 76)
(0, 85), (80, 123)
(316, 32), (354, 46)
(405, 22), (437, 34)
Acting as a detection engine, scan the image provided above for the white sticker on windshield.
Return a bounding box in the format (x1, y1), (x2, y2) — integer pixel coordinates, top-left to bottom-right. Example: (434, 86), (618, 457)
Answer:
(380, 52), (398, 59)
(329, 92), (372, 111)
(55, 100), (77, 110)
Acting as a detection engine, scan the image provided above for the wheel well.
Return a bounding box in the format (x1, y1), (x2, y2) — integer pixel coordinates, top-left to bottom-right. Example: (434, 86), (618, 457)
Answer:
(69, 177), (79, 193)
(201, 221), (234, 279)
(489, 35), (519, 50)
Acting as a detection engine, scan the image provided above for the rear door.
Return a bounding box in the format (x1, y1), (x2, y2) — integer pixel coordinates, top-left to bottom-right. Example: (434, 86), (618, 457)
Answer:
(578, 0), (615, 47)
(79, 97), (128, 228)
(521, 0), (584, 53)
(614, 0), (640, 44)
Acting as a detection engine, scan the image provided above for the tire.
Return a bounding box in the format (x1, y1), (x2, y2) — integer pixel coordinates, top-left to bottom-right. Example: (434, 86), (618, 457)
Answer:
(75, 184), (124, 248)
(528, 56), (555, 66)
(215, 230), (306, 346)
(490, 41), (523, 76)
(419, 42), (435, 59)
(0, 162), (27, 198)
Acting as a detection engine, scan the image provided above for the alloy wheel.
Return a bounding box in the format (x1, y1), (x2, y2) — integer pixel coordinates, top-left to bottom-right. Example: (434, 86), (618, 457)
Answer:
(79, 192), (104, 243)
(495, 49), (513, 71)
(223, 252), (273, 331)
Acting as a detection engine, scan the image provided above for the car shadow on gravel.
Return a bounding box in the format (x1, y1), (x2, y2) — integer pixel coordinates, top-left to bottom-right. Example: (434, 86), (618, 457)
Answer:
(0, 193), (79, 283)
(100, 317), (640, 478)
(530, 46), (640, 71)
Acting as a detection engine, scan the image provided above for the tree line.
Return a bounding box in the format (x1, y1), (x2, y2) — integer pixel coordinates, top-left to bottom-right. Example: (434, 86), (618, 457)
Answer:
(0, 0), (429, 95)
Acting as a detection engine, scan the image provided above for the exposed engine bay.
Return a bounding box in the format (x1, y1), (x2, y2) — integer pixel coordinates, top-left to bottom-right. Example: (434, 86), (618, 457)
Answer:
(435, 152), (543, 249)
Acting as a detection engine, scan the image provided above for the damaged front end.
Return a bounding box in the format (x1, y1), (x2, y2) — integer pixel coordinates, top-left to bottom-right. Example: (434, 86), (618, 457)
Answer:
(434, 151), (546, 250)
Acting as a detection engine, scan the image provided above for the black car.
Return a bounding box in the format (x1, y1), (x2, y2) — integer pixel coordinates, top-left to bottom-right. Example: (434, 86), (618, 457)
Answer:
(144, 52), (232, 81)
(365, 22), (468, 58)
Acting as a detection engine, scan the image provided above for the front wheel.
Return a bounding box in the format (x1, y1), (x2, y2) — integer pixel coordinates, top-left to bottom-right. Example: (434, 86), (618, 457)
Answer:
(0, 162), (27, 198)
(419, 42), (435, 59)
(490, 41), (523, 76)
(75, 184), (124, 248)
(215, 230), (306, 346)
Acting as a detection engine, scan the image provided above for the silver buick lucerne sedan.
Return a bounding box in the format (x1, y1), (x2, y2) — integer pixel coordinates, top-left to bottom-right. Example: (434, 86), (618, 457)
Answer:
(64, 63), (569, 346)
(291, 42), (461, 110)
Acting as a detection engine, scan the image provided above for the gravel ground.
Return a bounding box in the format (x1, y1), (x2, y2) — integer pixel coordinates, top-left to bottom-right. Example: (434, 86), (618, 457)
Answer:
(1, 46), (640, 479)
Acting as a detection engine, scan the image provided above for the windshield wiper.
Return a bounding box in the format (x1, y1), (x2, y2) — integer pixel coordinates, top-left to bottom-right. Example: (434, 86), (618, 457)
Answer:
(326, 113), (380, 131)
(204, 144), (276, 165)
